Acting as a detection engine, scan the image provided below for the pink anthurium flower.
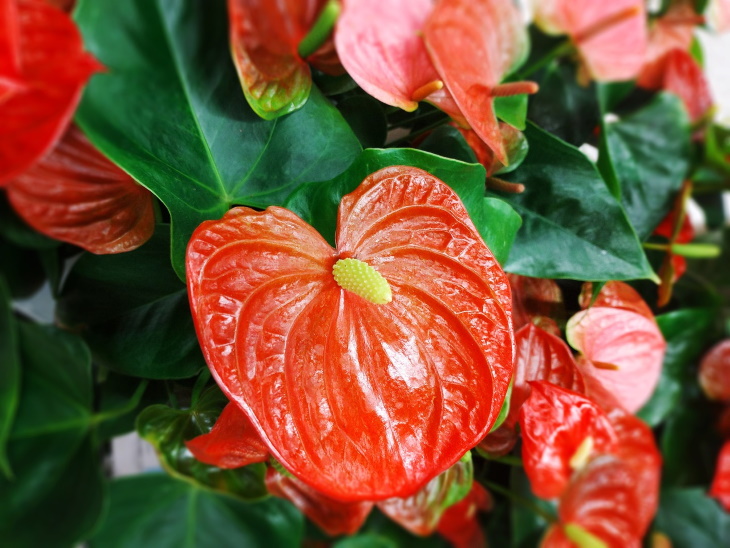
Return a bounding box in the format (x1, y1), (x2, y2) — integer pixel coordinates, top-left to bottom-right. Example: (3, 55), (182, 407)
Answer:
(5, 125), (155, 254)
(186, 165), (514, 502)
(569, 282), (666, 412)
(533, 0), (648, 82)
(708, 0), (730, 32)
(0, 0), (102, 185)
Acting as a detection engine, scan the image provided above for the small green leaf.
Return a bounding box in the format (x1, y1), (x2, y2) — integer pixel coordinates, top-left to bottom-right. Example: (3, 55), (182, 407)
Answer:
(490, 379), (513, 433)
(88, 474), (303, 548)
(418, 125), (478, 164)
(499, 124), (656, 281)
(136, 387), (267, 500)
(654, 488), (730, 547)
(57, 225), (205, 379)
(495, 94), (528, 130)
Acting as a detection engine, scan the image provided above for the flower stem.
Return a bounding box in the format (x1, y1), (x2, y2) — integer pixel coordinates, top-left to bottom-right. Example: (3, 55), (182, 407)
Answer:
(483, 480), (556, 523)
(513, 40), (573, 80)
(298, 0), (340, 59)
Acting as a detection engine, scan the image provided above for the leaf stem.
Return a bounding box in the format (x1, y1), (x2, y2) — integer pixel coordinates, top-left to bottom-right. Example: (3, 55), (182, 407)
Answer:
(297, 0), (340, 59)
(92, 380), (149, 425)
(483, 480), (556, 523)
(513, 40), (574, 80)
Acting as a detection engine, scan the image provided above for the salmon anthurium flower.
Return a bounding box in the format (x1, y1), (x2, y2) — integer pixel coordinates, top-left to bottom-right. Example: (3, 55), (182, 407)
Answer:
(533, 0), (648, 82)
(710, 441), (730, 511)
(708, 0), (730, 32)
(186, 165), (514, 502)
(5, 125), (155, 254)
(228, 0), (341, 119)
(0, 0), (102, 185)
(568, 282), (666, 413)
(699, 340), (730, 402)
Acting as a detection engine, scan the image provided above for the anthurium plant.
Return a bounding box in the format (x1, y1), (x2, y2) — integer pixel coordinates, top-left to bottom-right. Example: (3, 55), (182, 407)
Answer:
(3, 0), (730, 546)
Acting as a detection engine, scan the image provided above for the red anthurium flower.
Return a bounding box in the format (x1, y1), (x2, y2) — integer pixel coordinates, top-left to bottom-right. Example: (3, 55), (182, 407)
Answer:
(662, 49), (713, 124)
(266, 468), (375, 536)
(638, 1), (699, 89)
(186, 165), (514, 502)
(456, 123), (528, 179)
(480, 324), (583, 456)
(509, 273), (564, 337)
(710, 441), (730, 511)
(0, 0), (102, 185)
(228, 0), (341, 119)
(5, 124), (155, 254)
(568, 283), (666, 412)
(185, 402), (270, 469)
(519, 382), (619, 500)
(699, 340), (730, 402)
(436, 482), (492, 548)
(423, 0), (533, 165)
(534, 0), (648, 82)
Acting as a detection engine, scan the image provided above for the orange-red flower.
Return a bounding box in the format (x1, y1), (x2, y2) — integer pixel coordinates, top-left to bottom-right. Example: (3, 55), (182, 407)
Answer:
(186, 165), (514, 501)
(699, 340), (730, 402)
(710, 441), (730, 511)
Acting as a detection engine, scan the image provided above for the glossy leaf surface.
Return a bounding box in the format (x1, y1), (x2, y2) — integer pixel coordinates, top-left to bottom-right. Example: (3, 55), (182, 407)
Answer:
(187, 166), (514, 501)
(0, 322), (104, 546)
(567, 306), (666, 412)
(186, 402), (269, 469)
(7, 125), (155, 254)
(499, 124), (655, 281)
(57, 226), (205, 379)
(74, 0), (361, 278)
(285, 148), (521, 266)
(0, 276), (18, 477)
(266, 468), (374, 536)
(88, 474), (303, 548)
(654, 488), (730, 547)
(424, 0), (529, 164)
(534, 0), (647, 81)
(598, 93), (691, 240)
(519, 382), (618, 499)
(699, 340), (730, 402)
(0, 0), (100, 185)
(228, 0), (326, 118)
(137, 388), (267, 500)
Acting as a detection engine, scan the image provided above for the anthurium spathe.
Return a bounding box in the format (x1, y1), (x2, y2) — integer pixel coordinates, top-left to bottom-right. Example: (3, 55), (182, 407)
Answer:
(436, 482), (492, 548)
(228, 0), (341, 119)
(699, 340), (730, 402)
(533, 0), (647, 82)
(661, 49), (714, 124)
(710, 441), (730, 511)
(0, 0), (101, 185)
(5, 125), (155, 254)
(568, 283), (666, 412)
(186, 165), (514, 502)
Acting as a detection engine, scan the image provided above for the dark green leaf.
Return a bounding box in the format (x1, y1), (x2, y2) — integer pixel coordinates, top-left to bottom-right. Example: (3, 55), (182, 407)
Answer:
(0, 196), (60, 250)
(0, 276), (19, 478)
(285, 148), (521, 266)
(57, 225), (204, 379)
(89, 474), (303, 548)
(0, 322), (104, 547)
(655, 488), (730, 547)
(74, 0), (361, 279)
(344, 510), (449, 548)
(338, 95), (388, 149)
(95, 373), (161, 441)
(510, 466), (552, 548)
(495, 94), (528, 130)
(136, 387), (267, 500)
(0, 238), (46, 299)
(499, 124), (656, 281)
(598, 93), (691, 239)
(638, 307), (720, 426)
(419, 126), (478, 164)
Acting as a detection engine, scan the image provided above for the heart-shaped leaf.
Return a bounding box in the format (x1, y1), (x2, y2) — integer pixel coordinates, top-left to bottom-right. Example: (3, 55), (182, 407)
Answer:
(654, 488), (730, 547)
(74, 0), (361, 278)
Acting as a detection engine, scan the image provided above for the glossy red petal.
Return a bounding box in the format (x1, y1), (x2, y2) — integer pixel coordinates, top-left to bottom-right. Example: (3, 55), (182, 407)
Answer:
(228, 0), (326, 118)
(535, 0), (647, 82)
(638, 2), (697, 89)
(187, 167), (513, 502)
(185, 402), (269, 469)
(699, 340), (730, 402)
(0, 0), (21, 84)
(710, 441), (730, 511)
(378, 454), (473, 536)
(578, 281), (654, 322)
(334, 0), (441, 112)
(0, 0), (101, 186)
(6, 125), (155, 254)
(567, 307), (666, 412)
(519, 382), (618, 500)
(423, 0), (529, 164)
(436, 482), (492, 548)
(265, 468), (374, 536)
(662, 49), (713, 123)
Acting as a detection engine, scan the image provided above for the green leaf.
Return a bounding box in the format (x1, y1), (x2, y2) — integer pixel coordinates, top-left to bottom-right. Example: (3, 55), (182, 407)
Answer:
(136, 387), (267, 500)
(418, 125), (478, 164)
(0, 276), (19, 478)
(74, 0), (361, 279)
(89, 474), (303, 548)
(95, 373), (160, 441)
(285, 148), (521, 266)
(654, 488), (730, 547)
(498, 124), (656, 281)
(527, 63), (599, 147)
(638, 307), (720, 426)
(0, 237), (46, 299)
(0, 195), (60, 250)
(495, 94), (528, 130)
(341, 510), (449, 548)
(56, 225), (204, 379)
(598, 93), (691, 239)
(0, 322), (104, 547)
(337, 95), (388, 149)
(509, 466), (552, 548)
